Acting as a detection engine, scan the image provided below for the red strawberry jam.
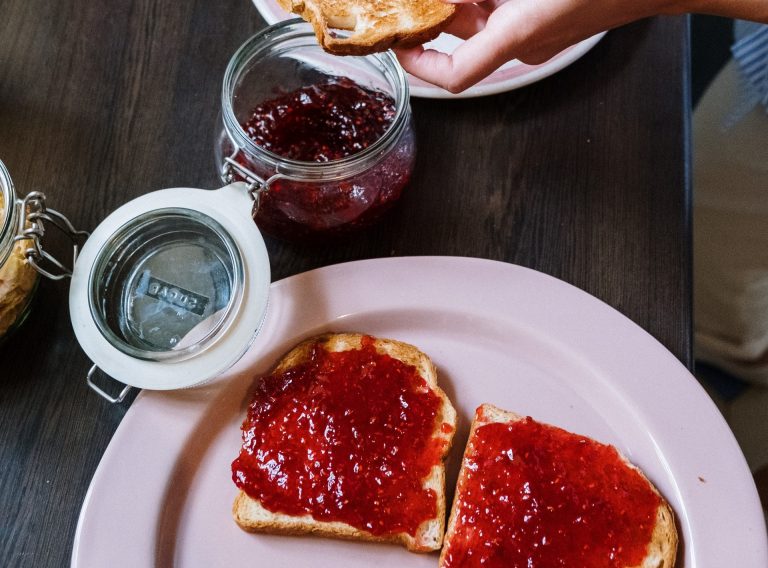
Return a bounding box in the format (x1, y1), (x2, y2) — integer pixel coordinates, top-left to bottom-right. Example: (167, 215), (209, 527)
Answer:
(441, 414), (664, 568)
(232, 336), (449, 537)
(234, 77), (414, 242)
(242, 77), (396, 162)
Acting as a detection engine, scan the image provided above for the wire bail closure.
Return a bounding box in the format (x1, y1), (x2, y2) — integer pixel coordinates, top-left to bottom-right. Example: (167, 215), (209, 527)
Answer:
(14, 191), (89, 280)
(87, 365), (133, 404)
(222, 146), (294, 213)
(12, 193), (121, 401)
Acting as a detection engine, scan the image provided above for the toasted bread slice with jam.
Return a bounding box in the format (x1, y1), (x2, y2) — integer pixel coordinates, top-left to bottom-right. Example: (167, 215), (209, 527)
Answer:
(440, 404), (678, 568)
(277, 0), (456, 55)
(232, 333), (458, 552)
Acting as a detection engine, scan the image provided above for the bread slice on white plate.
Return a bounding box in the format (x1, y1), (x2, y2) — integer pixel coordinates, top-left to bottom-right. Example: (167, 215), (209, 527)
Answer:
(277, 0), (456, 55)
(440, 404), (678, 568)
(232, 333), (458, 552)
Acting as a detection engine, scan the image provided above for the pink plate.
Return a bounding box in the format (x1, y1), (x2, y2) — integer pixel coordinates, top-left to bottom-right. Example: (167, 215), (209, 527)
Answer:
(252, 0), (605, 99)
(72, 257), (767, 567)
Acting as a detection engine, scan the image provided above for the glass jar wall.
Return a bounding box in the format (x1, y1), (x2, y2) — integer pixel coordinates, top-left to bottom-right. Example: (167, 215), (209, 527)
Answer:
(215, 21), (416, 243)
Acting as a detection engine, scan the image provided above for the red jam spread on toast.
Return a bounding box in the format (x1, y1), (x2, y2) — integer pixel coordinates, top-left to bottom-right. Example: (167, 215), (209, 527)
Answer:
(242, 77), (396, 162)
(441, 417), (662, 568)
(234, 77), (414, 242)
(232, 336), (447, 537)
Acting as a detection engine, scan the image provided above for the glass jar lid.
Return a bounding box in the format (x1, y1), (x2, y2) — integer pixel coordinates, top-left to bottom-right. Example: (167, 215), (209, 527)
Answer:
(69, 183), (270, 390)
(89, 208), (244, 362)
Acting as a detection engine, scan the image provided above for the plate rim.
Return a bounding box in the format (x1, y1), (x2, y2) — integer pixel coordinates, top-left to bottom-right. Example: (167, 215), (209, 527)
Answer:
(71, 256), (768, 568)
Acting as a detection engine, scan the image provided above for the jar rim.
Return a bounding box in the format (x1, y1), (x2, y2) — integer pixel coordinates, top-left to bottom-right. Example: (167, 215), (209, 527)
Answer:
(221, 19), (410, 179)
(0, 160), (18, 266)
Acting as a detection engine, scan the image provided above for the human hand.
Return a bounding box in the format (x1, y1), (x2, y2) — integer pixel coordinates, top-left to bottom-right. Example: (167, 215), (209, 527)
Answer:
(395, 0), (675, 93)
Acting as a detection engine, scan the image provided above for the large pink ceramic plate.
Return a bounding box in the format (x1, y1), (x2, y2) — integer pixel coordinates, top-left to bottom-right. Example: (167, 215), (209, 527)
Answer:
(252, 0), (605, 99)
(72, 257), (767, 567)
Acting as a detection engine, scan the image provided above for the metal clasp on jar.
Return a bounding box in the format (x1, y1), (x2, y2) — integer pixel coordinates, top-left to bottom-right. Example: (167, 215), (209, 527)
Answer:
(14, 191), (89, 280)
(11, 192), (127, 403)
(221, 145), (293, 213)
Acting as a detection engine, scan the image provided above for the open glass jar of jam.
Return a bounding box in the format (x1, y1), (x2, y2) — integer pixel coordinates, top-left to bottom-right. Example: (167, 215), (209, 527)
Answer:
(215, 20), (415, 242)
(0, 161), (39, 342)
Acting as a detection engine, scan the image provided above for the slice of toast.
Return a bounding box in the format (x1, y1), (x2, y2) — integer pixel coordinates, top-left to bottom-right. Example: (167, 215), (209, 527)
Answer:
(277, 0), (456, 55)
(232, 333), (458, 552)
(440, 404), (678, 568)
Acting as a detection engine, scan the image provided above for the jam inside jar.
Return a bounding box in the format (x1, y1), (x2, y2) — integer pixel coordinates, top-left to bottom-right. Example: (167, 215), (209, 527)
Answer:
(216, 21), (415, 243)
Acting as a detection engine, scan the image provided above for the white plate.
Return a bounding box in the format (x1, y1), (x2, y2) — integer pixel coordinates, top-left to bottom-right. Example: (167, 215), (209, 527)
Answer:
(252, 0), (605, 98)
(72, 257), (768, 567)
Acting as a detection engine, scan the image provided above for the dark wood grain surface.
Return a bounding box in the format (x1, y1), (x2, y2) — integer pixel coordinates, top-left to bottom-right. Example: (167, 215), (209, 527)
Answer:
(0, 1), (690, 566)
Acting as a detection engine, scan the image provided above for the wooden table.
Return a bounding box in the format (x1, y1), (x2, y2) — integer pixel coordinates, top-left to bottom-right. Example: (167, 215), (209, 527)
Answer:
(0, 1), (690, 565)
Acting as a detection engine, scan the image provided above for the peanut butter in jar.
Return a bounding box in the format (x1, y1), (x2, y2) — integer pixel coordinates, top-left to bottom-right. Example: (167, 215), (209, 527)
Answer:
(0, 189), (39, 340)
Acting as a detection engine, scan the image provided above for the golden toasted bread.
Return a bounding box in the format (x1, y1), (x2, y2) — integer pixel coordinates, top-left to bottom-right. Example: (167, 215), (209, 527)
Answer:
(277, 0), (456, 55)
(232, 333), (458, 552)
(440, 404), (678, 568)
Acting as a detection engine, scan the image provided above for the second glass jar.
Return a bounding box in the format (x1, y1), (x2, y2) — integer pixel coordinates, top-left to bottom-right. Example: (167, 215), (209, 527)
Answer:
(215, 20), (416, 243)
(0, 161), (39, 343)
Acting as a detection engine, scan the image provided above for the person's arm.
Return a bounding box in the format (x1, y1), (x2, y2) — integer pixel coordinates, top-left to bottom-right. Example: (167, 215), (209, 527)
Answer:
(677, 0), (768, 21)
(396, 0), (768, 93)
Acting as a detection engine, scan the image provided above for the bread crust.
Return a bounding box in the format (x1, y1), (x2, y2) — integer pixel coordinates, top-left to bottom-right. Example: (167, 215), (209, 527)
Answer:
(233, 333), (458, 552)
(277, 0), (456, 55)
(440, 404), (679, 568)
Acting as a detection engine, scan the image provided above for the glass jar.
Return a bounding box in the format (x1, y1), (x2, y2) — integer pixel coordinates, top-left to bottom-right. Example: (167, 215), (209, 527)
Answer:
(0, 161), (39, 342)
(215, 20), (416, 243)
(0, 158), (270, 402)
(69, 183), (270, 399)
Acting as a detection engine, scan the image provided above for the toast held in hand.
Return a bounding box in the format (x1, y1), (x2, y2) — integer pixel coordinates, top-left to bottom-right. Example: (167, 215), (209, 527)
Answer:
(277, 0), (456, 55)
